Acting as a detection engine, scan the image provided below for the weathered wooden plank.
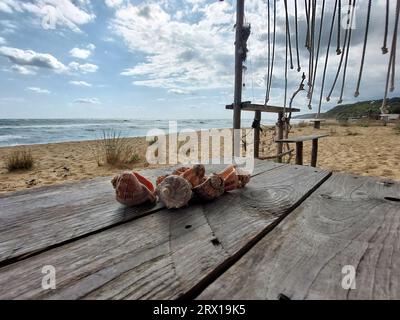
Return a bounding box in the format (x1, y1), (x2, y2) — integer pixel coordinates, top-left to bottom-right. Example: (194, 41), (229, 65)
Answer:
(0, 161), (281, 266)
(226, 103), (300, 113)
(0, 164), (331, 299)
(198, 173), (400, 300)
(275, 134), (329, 143)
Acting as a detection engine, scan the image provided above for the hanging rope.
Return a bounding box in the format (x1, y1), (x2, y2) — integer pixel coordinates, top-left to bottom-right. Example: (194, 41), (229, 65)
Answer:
(283, 0), (294, 70)
(284, 9), (289, 112)
(318, 0), (338, 117)
(354, 0), (371, 97)
(326, 0), (352, 102)
(305, 0), (310, 49)
(265, 0), (276, 105)
(307, 0), (317, 99)
(338, 0), (356, 104)
(337, 0), (342, 54)
(294, 0), (301, 72)
(265, 0), (271, 104)
(381, 0), (400, 113)
(382, 0), (389, 54)
(308, 0), (326, 109)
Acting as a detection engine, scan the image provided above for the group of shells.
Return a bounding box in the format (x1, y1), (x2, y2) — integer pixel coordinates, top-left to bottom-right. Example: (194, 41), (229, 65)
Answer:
(111, 164), (251, 209)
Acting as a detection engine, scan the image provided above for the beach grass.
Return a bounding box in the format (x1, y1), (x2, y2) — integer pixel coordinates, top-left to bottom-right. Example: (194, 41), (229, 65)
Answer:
(6, 149), (34, 172)
(92, 130), (140, 167)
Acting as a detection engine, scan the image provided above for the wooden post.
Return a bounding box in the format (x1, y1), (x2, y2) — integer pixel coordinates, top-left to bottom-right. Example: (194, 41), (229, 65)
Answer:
(313, 120), (321, 129)
(277, 112), (284, 163)
(311, 138), (318, 167)
(254, 110), (261, 158)
(295, 141), (303, 165)
(233, 0), (245, 157)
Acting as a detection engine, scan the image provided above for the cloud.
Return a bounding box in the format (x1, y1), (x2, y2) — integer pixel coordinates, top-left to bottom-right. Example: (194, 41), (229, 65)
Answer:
(1, 0), (96, 32)
(105, 0), (124, 8)
(0, 37), (6, 45)
(70, 48), (91, 59)
(69, 80), (92, 87)
(73, 97), (101, 104)
(0, 46), (68, 73)
(10, 65), (37, 75)
(69, 43), (96, 59)
(168, 88), (192, 95)
(26, 87), (50, 94)
(68, 62), (98, 73)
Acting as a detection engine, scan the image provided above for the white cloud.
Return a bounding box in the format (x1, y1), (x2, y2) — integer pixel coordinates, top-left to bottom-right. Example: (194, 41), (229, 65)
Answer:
(70, 48), (91, 59)
(70, 43), (96, 59)
(10, 65), (37, 75)
(73, 97), (101, 104)
(1, 0), (95, 32)
(113, 1), (235, 91)
(168, 88), (192, 95)
(68, 62), (98, 73)
(26, 87), (51, 94)
(0, 37), (6, 45)
(0, 46), (68, 73)
(105, 0), (124, 8)
(69, 80), (92, 87)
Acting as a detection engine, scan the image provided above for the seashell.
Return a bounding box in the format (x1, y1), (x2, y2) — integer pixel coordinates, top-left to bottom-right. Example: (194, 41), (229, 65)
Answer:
(236, 168), (251, 188)
(217, 165), (251, 191)
(156, 167), (190, 186)
(180, 164), (206, 187)
(112, 171), (156, 206)
(156, 175), (192, 209)
(193, 174), (225, 201)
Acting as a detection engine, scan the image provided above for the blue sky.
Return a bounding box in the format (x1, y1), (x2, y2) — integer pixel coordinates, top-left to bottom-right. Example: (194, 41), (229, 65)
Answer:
(0, 0), (398, 120)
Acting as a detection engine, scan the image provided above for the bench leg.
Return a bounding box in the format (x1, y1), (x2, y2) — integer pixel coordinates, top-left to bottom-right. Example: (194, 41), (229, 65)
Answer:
(311, 138), (318, 167)
(313, 121), (320, 129)
(277, 112), (284, 163)
(254, 110), (261, 158)
(295, 141), (303, 165)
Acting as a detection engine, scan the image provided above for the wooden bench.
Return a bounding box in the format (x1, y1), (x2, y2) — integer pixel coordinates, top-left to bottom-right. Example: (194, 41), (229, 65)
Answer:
(275, 134), (329, 167)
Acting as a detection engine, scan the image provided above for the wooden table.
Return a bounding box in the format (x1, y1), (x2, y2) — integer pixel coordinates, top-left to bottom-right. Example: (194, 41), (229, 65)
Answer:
(0, 160), (399, 300)
(275, 134), (329, 167)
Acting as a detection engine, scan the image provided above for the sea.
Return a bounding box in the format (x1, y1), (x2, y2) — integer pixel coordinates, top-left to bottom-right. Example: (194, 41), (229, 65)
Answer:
(0, 118), (284, 147)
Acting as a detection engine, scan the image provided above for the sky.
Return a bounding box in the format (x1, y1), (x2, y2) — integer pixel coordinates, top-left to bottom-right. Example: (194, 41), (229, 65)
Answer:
(0, 0), (398, 120)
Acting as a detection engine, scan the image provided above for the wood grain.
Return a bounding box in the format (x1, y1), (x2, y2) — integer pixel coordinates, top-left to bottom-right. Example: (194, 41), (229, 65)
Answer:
(0, 161), (281, 266)
(0, 164), (330, 299)
(198, 173), (400, 300)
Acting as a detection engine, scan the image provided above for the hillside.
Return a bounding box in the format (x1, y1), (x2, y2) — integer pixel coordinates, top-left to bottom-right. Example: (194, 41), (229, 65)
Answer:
(293, 97), (400, 120)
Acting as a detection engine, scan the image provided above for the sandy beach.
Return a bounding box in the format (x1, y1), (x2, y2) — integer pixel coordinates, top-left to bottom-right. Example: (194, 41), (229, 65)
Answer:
(1, 122), (399, 194)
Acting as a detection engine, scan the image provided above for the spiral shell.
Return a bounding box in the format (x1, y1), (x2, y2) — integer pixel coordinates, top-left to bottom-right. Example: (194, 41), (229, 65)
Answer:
(181, 164), (205, 187)
(217, 165), (251, 191)
(112, 171), (156, 206)
(156, 175), (192, 209)
(193, 174), (225, 201)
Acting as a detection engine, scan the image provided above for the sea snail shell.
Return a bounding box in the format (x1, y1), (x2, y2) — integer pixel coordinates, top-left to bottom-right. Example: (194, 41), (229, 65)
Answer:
(112, 171), (156, 206)
(156, 175), (193, 209)
(156, 164), (205, 188)
(217, 165), (251, 192)
(193, 174), (225, 201)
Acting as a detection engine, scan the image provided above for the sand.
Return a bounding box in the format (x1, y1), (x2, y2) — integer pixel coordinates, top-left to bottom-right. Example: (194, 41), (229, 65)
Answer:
(0, 122), (399, 194)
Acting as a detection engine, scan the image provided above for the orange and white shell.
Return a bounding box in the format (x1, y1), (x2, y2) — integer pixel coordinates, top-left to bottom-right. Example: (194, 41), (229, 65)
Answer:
(217, 165), (251, 192)
(156, 164), (205, 188)
(193, 174), (225, 201)
(156, 175), (192, 209)
(111, 171), (156, 206)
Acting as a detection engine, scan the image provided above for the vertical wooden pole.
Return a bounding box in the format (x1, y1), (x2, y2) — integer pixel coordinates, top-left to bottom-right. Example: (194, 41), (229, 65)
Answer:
(295, 141), (303, 165)
(277, 112), (284, 163)
(313, 120), (320, 129)
(254, 110), (261, 158)
(311, 138), (318, 167)
(233, 0), (245, 157)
